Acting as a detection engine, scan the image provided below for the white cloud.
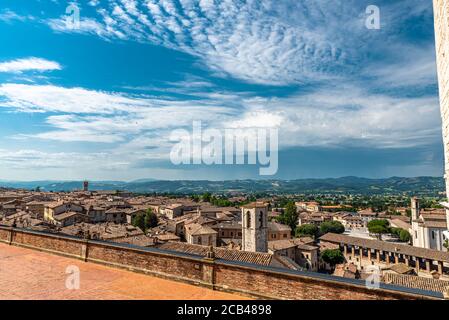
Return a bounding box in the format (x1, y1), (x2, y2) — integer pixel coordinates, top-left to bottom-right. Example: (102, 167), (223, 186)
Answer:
(38, 0), (371, 85)
(248, 88), (441, 149)
(0, 58), (61, 73)
(0, 84), (146, 113)
(0, 82), (440, 151)
(0, 149), (112, 170)
(42, 0), (434, 87)
(0, 9), (34, 23)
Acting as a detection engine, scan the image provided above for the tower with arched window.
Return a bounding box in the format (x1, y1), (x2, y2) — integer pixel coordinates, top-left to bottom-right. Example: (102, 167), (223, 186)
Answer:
(241, 202), (268, 252)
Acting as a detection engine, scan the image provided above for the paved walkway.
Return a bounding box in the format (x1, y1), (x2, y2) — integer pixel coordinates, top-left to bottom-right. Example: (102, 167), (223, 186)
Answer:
(0, 243), (247, 300)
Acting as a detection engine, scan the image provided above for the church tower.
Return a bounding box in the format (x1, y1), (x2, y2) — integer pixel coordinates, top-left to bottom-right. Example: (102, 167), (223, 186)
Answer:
(434, 0), (449, 240)
(241, 202), (268, 252)
(411, 197), (420, 221)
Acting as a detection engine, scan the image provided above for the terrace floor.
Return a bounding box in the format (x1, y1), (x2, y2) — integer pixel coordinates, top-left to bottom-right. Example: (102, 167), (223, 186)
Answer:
(0, 243), (247, 300)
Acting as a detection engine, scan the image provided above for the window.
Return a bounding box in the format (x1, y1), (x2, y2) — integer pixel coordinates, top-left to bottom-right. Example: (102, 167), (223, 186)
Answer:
(283, 234), (287, 238)
(246, 211), (251, 228)
(432, 231), (435, 240)
(230, 232), (234, 237)
(259, 211), (264, 228)
(198, 237), (202, 245)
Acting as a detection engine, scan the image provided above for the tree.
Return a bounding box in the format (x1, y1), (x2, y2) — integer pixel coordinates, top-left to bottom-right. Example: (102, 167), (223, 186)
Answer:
(131, 213), (145, 232)
(202, 192), (212, 203)
(367, 219), (390, 240)
(321, 249), (345, 266)
(320, 221), (345, 235)
(405, 209), (412, 217)
(277, 201), (299, 232)
(295, 224), (318, 239)
(399, 229), (411, 243)
(144, 209), (158, 229)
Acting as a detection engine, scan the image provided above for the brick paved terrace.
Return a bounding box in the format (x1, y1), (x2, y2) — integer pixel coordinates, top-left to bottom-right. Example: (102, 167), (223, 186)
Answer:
(0, 243), (247, 300)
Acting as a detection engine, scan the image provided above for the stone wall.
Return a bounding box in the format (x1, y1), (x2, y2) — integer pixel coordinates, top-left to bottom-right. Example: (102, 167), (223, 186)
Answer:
(0, 226), (442, 300)
(434, 0), (449, 201)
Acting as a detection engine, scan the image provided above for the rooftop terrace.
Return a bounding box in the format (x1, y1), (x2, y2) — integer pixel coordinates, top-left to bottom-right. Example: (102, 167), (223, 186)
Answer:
(0, 243), (246, 300)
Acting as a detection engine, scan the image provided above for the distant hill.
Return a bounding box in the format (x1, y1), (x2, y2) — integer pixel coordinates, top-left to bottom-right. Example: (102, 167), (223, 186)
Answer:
(0, 176), (444, 196)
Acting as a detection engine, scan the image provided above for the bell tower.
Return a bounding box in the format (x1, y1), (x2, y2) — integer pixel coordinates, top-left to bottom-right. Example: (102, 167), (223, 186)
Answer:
(434, 0), (449, 240)
(241, 202), (268, 252)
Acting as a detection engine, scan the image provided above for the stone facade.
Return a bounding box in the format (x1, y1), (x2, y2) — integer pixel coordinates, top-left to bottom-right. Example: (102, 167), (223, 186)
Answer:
(411, 197), (447, 251)
(435, 0), (449, 190)
(434, 0), (449, 233)
(241, 203), (268, 252)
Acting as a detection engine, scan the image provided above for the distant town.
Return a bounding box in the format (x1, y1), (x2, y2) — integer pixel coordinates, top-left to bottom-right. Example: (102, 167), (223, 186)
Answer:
(1, 179), (448, 297)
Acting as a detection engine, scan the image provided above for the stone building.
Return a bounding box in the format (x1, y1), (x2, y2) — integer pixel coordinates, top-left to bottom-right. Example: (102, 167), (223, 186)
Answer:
(434, 0), (449, 242)
(320, 233), (449, 278)
(241, 202), (268, 252)
(411, 197), (447, 251)
(44, 201), (84, 225)
(184, 223), (217, 246)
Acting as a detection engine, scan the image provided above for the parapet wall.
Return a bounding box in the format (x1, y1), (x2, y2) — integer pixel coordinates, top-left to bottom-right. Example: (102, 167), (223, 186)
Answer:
(0, 226), (442, 300)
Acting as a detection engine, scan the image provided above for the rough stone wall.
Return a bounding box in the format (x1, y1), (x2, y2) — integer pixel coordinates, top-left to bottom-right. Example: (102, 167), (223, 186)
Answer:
(242, 207), (268, 252)
(434, 0), (449, 230)
(0, 226), (439, 300)
(214, 263), (405, 300)
(435, 1), (449, 197)
(87, 242), (205, 283)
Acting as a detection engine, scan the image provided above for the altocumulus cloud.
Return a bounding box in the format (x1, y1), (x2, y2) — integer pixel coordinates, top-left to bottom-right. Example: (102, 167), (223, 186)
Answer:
(45, 0), (434, 86)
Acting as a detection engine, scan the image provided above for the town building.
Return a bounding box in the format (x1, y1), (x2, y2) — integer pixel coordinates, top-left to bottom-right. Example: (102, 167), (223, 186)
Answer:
(320, 233), (449, 278)
(268, 238), (319, 271)
(184, 223), (218, 246)
(241, 202), (268, 253)
(411, 197), (447, 251)
(44, 201), (84, 226)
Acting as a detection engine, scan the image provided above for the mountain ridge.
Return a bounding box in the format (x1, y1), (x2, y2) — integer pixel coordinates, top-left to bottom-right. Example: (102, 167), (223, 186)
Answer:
(0, 176), (444, 195)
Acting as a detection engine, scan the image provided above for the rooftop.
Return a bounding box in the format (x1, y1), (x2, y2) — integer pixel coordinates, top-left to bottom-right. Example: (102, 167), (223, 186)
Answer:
(383, 273), (449, 295)
(157, 241), (274, 266)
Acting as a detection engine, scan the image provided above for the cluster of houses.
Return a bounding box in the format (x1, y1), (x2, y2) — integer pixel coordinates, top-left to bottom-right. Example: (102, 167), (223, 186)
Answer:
(2, 188), (449, 295)
(0, 189), (320, 272)
(295, 201), (411, 233)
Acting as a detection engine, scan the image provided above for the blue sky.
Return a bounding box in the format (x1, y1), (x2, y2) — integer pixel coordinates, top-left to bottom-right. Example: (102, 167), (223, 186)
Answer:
(0, 0), (443, 181)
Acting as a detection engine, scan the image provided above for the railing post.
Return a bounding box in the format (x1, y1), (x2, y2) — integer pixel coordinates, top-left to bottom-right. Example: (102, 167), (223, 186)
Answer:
(80, 240), (89, 262)
(202, 246), (216, 289)
(7, 227), (13, 245)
